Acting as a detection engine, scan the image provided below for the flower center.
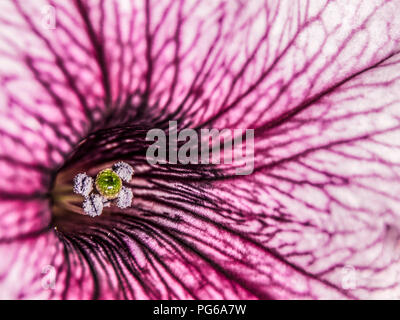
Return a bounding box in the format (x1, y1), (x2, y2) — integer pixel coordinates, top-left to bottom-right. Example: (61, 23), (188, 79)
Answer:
(95, 169), (122, 199)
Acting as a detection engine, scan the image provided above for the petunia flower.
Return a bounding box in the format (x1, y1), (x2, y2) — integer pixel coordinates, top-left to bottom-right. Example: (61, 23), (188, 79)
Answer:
(0, 0), (400, 300)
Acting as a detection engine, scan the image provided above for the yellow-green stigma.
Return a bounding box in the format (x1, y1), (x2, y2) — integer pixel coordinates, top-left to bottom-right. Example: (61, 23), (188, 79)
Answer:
(95, 169), (122, 199)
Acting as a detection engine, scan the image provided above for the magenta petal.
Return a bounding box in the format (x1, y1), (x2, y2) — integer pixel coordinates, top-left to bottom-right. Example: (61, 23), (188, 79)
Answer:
(1, 0), (400, 300)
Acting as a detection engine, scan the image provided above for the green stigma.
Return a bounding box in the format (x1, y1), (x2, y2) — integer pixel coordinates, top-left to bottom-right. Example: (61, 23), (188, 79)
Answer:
(95, 169), (122, 199)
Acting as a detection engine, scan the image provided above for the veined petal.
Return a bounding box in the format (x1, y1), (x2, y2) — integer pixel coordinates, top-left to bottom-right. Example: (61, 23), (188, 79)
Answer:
(0, 0), (400, 300)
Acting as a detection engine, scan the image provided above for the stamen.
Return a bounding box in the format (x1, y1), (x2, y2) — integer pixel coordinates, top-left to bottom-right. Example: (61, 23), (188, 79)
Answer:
(73, 173), (93, 197)
(83, 194), (104, 217)
(113, 161), (134, 182)
(116, 186), (133, 209)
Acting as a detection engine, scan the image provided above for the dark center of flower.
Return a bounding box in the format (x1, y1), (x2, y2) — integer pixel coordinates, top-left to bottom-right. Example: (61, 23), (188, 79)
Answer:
(49, 123), (213, 235)
(49, 125), (152, 232)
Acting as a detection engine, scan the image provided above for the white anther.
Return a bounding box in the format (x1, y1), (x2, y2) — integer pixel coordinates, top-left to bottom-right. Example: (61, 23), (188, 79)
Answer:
(83, 194), (104, 217)
(112, 161), (134, 182)
(116, 187), (133, 209)
(73, 173), (93, 197)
